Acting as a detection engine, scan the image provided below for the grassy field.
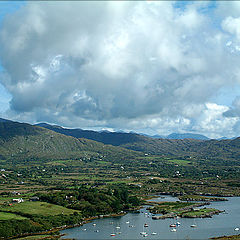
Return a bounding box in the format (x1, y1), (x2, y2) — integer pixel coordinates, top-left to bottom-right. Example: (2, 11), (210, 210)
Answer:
(168, 159), (192, 166)
(149, 201), (194, 214)
(182, 208), (220, 217)
(0, 211), (27, 220)
(0, 201), (79, 216)
(0, 196), (14, 204)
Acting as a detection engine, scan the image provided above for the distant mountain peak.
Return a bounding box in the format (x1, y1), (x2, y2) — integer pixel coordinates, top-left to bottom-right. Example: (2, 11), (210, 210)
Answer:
(167, 133), (209, 140)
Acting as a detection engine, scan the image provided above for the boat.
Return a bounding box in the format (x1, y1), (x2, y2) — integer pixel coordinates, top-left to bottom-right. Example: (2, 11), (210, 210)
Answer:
(140, 232), (148, 237)
(126, 221), (130, 224)
(191, 224), (197, 228)
(235, 227), (240, 231)
(93, 223), (96, 226)
(144, 223), (149, 227)
(151, 232), (157, 235)
(94, 230), (99, 233)
(176, 222), (181, 226)
(83, 228), (87, 231)
(110, 233), (116, 236)
(170, 224), (177, 227)
(171, 228), (177, 232)
(116, 226), (120, 229)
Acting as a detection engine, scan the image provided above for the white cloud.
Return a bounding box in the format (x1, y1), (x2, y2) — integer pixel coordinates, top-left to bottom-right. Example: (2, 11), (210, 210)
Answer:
(1, 1), (240, 137)
(222, 16), (240, 41)
(192, 103), (238, 138)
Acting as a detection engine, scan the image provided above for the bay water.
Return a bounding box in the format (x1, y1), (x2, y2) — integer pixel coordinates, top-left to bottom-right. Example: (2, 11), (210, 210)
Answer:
(61, 195), (240, 239)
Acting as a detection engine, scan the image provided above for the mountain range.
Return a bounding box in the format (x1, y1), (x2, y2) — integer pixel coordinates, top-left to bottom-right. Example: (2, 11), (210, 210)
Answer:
(36, 123), (211, 141)
(0, 118), (239, 164)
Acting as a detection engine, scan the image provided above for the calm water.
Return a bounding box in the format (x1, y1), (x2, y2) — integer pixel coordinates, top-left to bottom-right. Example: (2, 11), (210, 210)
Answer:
(61, 196), (240, 240)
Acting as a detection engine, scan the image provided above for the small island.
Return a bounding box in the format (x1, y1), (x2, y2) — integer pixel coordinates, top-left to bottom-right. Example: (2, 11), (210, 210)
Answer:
(148, 201), (223, 219)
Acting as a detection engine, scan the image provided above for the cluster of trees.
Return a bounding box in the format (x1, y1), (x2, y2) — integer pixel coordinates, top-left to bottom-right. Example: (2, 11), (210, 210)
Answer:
(37, 185), (141, 217)
(0, 213), (82, 238)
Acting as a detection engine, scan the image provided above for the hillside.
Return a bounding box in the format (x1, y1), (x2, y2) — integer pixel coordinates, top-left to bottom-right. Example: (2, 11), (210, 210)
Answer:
(36, 122), (240, 161)
(1, 119), (240, 165)
(0, 121), (141, 165)
(36, 123), (147, 146)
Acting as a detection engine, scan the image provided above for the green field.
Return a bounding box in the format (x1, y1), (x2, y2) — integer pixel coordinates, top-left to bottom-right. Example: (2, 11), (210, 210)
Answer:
(182, 208), (219, 217)
(149, 201), (194, 214)
(168, 159), (192, 166)
(0, 211), (27, 220)
(0, 201), (79, 216)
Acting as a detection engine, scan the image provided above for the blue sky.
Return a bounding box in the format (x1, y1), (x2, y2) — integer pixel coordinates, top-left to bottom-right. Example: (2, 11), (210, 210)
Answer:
(0, 1), (240, 138)
(0, 1), (25, 112)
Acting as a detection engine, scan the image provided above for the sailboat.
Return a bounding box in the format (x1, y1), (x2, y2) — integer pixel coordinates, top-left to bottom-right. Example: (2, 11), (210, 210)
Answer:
(191, 219), (197, 228)
(140, 224), (148, 236)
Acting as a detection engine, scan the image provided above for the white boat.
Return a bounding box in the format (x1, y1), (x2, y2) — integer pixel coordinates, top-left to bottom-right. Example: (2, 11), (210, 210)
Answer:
(191, 224), (197, 228)
(126, 221), (130, 224)
(151, 232), (157, 235)
(93, 223), (96, 226)
(116, 226), (120, 229)
(171, 228), (177, 232)
(176, 222), (181, 226)
(140, 231), (147, 235)
(235, 227), (240, 231)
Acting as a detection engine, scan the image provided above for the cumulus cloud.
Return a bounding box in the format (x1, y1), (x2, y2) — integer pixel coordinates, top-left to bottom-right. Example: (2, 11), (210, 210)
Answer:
(222, 17), (240, 41)
(0, 1), (240, 138)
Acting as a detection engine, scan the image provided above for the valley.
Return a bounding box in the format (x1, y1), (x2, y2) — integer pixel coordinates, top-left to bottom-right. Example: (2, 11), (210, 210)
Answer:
(0, 120), (240, 239)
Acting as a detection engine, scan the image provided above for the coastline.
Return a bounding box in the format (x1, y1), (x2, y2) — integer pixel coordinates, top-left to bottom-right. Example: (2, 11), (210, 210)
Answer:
(10, 195), (237, 240)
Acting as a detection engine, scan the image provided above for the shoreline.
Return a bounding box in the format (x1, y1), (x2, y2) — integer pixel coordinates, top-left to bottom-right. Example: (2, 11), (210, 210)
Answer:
(9, 195), (238, 240)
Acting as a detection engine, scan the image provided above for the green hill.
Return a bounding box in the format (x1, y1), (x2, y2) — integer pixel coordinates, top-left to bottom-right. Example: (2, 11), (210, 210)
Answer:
(0, 121), (141, 165)
(1, 120), (240, 169)
(122, 137), (240, 161)
(36, 122), (240, 161)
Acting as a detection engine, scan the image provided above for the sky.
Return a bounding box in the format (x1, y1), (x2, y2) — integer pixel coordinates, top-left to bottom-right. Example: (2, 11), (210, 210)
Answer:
(0, 1), (240, 138)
